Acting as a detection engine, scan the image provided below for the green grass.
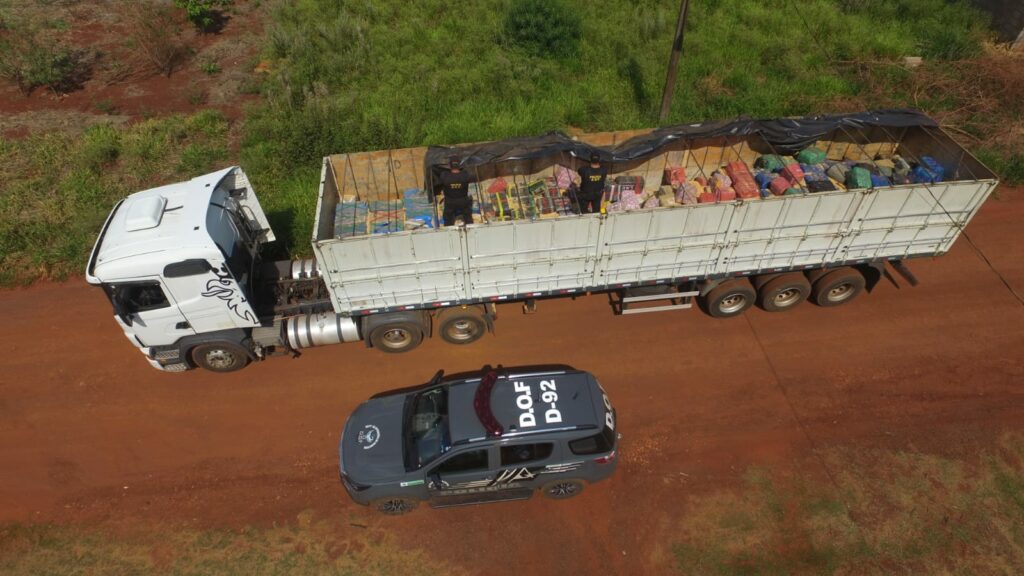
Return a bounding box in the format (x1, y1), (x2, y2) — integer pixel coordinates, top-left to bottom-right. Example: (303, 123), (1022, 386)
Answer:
(0, 511), (457, 575)
(0, 0), (1007, 286)
(672, 435), (1024, 575)
(0, 110), (230, 285)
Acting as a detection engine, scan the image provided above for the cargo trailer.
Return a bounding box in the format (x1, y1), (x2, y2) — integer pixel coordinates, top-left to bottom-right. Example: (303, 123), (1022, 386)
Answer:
(86, 111), (999, 372)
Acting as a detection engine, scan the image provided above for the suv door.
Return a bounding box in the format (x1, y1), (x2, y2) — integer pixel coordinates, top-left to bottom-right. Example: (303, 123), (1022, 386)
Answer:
(494, 441), (558, 490)
(427, 448), (493, 498)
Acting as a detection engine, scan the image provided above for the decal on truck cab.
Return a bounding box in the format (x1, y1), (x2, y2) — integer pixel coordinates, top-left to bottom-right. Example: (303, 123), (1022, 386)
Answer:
(200, 263), (256, 323)
(514, 379), (563, 428)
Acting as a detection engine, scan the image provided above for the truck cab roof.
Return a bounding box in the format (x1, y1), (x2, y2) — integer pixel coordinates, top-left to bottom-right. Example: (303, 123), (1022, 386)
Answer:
(86, 167), (273, 284)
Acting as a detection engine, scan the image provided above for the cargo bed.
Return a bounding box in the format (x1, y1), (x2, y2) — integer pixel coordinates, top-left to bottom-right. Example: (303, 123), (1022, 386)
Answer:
(311, 117), (997, 315)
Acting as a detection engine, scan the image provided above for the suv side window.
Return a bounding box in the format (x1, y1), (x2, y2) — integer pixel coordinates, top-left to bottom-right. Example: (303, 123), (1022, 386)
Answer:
(109, 282), (170, 314)
(569, 427), (615, 455)
(437, 449), (488, 474)
(500, 443), (553, 466)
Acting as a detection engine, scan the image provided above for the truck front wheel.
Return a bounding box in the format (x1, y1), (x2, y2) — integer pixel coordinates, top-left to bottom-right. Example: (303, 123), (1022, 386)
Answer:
(190, 342), (251, 373)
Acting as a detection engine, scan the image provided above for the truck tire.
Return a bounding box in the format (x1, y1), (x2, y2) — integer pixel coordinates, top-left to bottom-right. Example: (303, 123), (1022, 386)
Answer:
(757, 273), (811, 312)
(541, 479), (585, 500)
(368, 321), (424, 353)
(371, 496), (419, 515)
(810, 267), (865, 307)
(436, 307), (486, 345)
(190, 342), (251, 373)
(701, 278), (755, 318)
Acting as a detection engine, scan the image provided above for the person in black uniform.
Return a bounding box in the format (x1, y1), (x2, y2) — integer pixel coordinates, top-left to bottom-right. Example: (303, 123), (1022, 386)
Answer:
(576, 153), (608, 214)
(438, 156), (475, 226)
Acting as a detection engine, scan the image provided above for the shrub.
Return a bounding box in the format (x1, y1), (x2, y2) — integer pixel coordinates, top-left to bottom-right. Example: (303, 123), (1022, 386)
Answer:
(125, 1), (190, 77)
(502, 0), (581, 59)
(0, 24), (90, 95)
(174, 0), (232, 32)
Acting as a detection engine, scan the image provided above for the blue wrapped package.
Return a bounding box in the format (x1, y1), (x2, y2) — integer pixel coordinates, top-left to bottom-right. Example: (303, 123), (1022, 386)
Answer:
(800, 163), (829, 183)
(913, 156), (945, 183)
(870, 173), (891, 188)
(334, 201), (368, 238)
(754, 170), (774, 191)
(404, 193), (436, 229)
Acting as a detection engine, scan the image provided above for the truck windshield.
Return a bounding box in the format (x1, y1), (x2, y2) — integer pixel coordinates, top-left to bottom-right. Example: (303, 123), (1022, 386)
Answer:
(403, 387), (450, 470)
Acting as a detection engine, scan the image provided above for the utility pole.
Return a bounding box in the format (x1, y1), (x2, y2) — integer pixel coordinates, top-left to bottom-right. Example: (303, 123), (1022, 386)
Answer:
(658, 0), (691, 123)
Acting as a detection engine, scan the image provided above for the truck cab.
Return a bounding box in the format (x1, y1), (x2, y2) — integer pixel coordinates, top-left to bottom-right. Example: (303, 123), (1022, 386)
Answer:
(86, 167), (275, 372)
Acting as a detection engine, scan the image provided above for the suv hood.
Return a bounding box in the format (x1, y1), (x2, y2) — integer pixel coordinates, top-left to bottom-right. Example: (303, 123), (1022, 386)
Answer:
(340, 395), (408, 483)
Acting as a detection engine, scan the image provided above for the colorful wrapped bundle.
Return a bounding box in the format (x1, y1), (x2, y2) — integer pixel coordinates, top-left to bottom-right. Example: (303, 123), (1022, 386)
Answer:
(334, 201), (368, 238)
(663, 167), (687, 187)
(782, 163), (805, 185)
(911, 156), (945, 184)
(614, 175), (645, 195)
(845, 166), (872, 189)
(755, 155), (786, 173)
(725, 161), (758, 199)
(676, 182), (699, 205)
(619, 189), (642, 211)
(801, 163), (828, 183)
(770, 176), (791, 197)
(404, 190), (436, 229)
(796, 146), (827, 165)
(487, 178), (508, 194)
(710, 170), (732, 192)
(754, 170), (773, 192)
(806, 179), (837, 193)
(870, 173), (891, 188)
(826, 162), (851, 183)
(555, 165), (579, 190)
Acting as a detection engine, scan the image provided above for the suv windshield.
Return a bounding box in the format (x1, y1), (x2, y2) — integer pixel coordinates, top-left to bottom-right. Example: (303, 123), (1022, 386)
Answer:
(403, 387), (450, 470)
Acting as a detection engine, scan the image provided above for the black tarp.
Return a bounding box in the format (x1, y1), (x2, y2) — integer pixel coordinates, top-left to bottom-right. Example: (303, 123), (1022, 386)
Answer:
(424, 109), (938, 195)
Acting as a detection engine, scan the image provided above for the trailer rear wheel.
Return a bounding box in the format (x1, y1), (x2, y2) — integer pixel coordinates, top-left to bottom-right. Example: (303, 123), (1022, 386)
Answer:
(757, 273), (811, 312)
(437, 307), (486, 345)
(190, 342), (250, 373)
(811, 268), (865, 307)
(702, 278), (756, 318)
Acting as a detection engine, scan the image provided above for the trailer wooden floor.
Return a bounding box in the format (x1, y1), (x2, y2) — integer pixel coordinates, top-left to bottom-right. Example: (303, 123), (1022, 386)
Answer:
(1, 187), (1022, 575)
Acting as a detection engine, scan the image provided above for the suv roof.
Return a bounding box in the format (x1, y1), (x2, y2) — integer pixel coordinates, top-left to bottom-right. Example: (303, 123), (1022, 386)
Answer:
(444, 368), (603, 446)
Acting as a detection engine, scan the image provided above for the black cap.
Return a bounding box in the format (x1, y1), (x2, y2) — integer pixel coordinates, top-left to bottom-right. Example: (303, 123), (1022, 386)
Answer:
(448, 156), (461, 168)
(589, 153), (601, 163)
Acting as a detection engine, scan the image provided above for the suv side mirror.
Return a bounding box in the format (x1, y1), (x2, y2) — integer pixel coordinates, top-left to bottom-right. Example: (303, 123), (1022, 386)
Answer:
(428, 472), (442, 489)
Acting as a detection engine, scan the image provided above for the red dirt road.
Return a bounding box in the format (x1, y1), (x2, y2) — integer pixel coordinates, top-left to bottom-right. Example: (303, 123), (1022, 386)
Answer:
(1, 189), (1022, 575)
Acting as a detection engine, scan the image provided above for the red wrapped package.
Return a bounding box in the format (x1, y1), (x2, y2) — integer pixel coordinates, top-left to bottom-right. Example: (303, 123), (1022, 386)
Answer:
(663, 167), (687, 186)
(487, 178), (508, 194)
(718, 186), (736, 201)
(725, 161), (758, 199)
(698, 192), (717, 203)
(770, 176), (790, 196)
(781, 163), (804, 184)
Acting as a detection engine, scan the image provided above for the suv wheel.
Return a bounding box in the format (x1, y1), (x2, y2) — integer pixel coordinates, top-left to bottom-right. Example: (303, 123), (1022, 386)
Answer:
(541, 479), (585, 500)
(372, 497), (419, 515)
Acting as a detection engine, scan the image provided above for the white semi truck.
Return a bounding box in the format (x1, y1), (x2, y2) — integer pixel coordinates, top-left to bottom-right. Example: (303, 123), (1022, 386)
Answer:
(86, 111), (998, 372)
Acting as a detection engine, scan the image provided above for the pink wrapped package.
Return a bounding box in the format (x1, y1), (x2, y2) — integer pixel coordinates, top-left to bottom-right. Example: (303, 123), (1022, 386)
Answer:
(555, 165), (579, 190)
